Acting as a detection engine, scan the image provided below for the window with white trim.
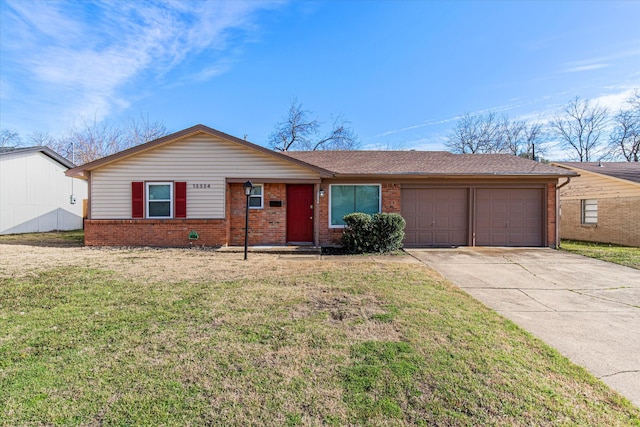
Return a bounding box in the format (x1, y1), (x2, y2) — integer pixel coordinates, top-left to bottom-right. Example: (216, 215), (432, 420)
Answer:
(147, 182), (173, 218)
(581, 199), (598, 224)
(249, 184), (263, 209)
(330, 184), (381, 227)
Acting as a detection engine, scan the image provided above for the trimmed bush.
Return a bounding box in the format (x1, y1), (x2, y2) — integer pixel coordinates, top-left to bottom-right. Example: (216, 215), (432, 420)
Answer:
(341, 212), (372, 253)
(342, 212), (406, 254)
(370, 213), (406, 252)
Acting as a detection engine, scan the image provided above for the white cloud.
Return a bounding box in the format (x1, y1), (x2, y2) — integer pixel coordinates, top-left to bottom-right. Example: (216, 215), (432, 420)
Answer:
(559, 45), (640, 75)
(563, 64), (608, 73)
(370, 100), (525, 141)
(591, 88), (637, 112)
(0, 0), (282, 134)
(371, 116), (463, 139)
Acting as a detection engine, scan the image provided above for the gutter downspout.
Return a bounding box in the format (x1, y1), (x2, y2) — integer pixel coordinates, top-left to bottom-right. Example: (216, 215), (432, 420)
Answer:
(555, 177), (572, 249)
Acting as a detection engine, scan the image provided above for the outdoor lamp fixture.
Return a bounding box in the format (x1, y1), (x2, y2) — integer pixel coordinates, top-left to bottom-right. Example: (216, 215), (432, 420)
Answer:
(243, 180), (253, 260)
(319, 188), (325, 197)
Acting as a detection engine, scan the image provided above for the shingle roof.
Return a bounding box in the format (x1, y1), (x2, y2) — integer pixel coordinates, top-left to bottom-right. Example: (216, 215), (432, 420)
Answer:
(285, 151), (575, 177)
(553, 162), (640, 184)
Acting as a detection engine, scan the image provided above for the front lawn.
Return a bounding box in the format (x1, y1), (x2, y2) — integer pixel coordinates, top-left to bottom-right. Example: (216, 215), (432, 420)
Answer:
(0, 230), (84, 247)
(561, 240), (640, 269)
(1, 245), (638, 425)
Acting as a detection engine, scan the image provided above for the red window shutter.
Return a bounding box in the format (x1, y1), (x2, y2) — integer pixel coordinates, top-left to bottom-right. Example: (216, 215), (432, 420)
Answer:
(132, 182), (144, 218)
(175, 182), (187, 218)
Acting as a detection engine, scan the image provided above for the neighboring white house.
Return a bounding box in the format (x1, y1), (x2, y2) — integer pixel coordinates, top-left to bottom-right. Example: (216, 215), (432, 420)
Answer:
(0, 146), (88, 234)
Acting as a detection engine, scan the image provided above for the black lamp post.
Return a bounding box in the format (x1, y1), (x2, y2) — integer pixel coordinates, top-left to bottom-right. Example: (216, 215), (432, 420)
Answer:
(243, 180), (253, 260)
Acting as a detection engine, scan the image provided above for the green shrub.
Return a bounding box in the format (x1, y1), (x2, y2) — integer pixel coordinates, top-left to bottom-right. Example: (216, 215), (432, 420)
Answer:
(342, 212), (372, 253)
(342, 212), (406, 254)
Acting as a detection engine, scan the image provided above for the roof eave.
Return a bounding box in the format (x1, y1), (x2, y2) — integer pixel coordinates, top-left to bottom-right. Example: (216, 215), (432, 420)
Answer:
(326, 172), (578, 180)
(551, 162), (640, 186)
(2, 146), (75, 169)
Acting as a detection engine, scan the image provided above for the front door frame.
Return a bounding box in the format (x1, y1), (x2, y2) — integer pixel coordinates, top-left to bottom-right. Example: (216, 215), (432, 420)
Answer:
(286, 184), (315, 244)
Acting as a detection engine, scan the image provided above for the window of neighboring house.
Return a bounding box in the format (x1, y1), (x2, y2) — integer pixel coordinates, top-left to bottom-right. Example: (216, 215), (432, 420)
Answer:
(581, 199), (598, 224)
(330, 184), (381, 227)
(249, 184), (263, 209)
(147, 182), (173, 218)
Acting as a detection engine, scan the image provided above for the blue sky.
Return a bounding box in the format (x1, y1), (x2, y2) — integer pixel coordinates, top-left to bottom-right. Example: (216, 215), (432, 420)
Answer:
(1, 0), (639, 158)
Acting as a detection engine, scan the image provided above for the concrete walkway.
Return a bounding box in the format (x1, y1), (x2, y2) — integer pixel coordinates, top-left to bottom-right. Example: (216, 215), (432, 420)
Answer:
(405, 247), (640, 408)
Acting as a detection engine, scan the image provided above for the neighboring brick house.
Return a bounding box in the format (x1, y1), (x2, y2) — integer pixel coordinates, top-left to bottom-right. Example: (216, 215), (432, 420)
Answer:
(551, 162), (640, 247)
(1, 146), (88, 234)
(66, 124), (575, 248)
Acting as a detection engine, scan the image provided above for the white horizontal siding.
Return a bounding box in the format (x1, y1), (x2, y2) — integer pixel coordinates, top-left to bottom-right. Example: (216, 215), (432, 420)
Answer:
(1, 152), (87, 233)
(91, 135), (320, 219)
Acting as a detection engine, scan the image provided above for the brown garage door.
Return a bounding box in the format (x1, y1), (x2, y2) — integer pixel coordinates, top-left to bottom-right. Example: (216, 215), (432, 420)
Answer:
(402, 188), (468, 247)
(475, 188), (543, 246)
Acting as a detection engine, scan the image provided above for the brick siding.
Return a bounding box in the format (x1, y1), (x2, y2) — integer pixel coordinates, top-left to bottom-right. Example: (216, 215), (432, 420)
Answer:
(560, 196), (640, 246)
(84, 219), (227, 247)
(317, 183), (402, 246)
(546, 183), (557, 248)
(84, 181), (559, 248)
(85, 183), (293, 247)
(229, 183), (288, 246)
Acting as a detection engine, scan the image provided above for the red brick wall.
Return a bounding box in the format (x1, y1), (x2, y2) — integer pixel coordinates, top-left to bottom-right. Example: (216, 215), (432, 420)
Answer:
(84, 182), (558, 248)
(546, 183), (558, 248)
(84, 219), (227, 247)
(382, 183), (402, 214)
(85, 183), (290, 247)
(318, 183), (402, 246)
(229, 183), (288, 246)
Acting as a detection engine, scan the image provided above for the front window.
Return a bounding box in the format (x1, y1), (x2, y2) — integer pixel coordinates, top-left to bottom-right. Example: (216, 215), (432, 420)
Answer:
(581, 199), (597, 224)
(147, 182), (173, 218)
(249, 184), (263, 209)
(330, 184), (381, 227)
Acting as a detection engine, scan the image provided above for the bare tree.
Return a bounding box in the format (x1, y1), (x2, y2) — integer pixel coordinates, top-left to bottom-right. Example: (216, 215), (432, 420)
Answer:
(124, 112), (168, 148)
(1, 114), (167, 164)
(28, 130), (56, 147)
(446, 112), (549, 159)
(310, 115), (358, 151)
(0, 129), (22, 148)
(609, 90), (639, 162)
(500, 117), (548, 159)
(550, 97), (609, 162)
(445, 112), (503, 154)
(57, 116), (124, 165)
(445, 112), (504, 154)
(269, 98), (359, 151)
(377, 140), (408, 151)
(28, 130), (75, 162)
(57, 114), (168, 165)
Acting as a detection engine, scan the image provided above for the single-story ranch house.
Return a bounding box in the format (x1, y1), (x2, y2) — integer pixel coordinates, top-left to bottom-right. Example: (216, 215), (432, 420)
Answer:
(66, 124), (576, 248)
(551, 162), (640, 247)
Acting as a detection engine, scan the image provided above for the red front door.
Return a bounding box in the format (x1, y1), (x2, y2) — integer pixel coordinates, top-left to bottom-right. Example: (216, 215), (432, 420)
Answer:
(287, 184), (314, 243)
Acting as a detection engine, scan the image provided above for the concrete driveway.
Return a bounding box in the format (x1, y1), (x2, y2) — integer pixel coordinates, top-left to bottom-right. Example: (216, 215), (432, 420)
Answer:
(405, 247), (640, 408)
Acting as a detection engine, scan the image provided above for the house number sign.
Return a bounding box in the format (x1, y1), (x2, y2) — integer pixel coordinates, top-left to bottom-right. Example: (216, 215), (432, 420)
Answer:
(192, 184), (211, 189)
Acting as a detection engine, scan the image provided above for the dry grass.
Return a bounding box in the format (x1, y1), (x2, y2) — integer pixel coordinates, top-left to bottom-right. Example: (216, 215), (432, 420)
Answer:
(1, 233), (639, 426)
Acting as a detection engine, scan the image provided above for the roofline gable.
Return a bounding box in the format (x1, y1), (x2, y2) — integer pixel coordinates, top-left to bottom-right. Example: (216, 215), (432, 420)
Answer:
(65, 124), (334, 178)
(0, 146), (75, 169)
(551, 162), (640, 187)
